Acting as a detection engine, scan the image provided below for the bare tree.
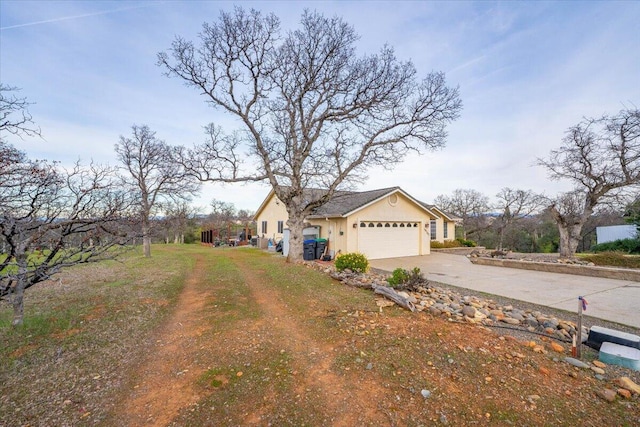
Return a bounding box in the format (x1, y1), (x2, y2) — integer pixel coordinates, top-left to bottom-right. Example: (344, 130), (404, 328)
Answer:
(162, 201), (198, 244)
(115, 125), (199, 257)
(0, 84), (41, 141)
(493, 188), (545, 250)
(158, 7), (462, 261)
(434, 189), (490, 240)
(538, 108), (640, 258)
(209, 199), (236, 223)
(1, 142), (138, 326)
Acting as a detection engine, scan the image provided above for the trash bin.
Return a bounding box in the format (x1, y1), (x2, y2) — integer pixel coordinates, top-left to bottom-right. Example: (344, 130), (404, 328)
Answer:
(315, 238), (327, 260)
(303, 239), (316, 261)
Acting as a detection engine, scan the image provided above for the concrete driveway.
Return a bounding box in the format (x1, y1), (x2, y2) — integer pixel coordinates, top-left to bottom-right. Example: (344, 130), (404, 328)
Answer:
(370, 253), (640, 329)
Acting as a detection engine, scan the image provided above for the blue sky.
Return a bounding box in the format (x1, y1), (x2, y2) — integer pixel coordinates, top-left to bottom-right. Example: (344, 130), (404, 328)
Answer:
(1, 1), (639, 212)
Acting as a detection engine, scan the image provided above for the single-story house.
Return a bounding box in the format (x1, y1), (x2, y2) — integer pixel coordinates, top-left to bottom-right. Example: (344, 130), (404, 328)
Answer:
(254, 186), (457, 260)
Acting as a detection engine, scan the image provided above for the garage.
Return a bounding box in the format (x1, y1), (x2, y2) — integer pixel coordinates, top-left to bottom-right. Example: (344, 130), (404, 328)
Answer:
(357, 221), (421, 260)
(254, 187), (441, 260)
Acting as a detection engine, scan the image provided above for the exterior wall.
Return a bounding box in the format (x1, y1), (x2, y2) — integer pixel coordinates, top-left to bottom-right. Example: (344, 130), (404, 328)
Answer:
(429, 210), (456, 243)
(254, 194), (289, 242)
(306, 218), (349, 258)
(344, 192), (433, 256)
(596, 225), (638, 244)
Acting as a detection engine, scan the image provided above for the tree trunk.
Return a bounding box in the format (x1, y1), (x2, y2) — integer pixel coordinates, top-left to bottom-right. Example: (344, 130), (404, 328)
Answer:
(12, 286), (24, 326)
(142, 221), (151, 257)
(557, 225), (572, 258)
(556, 221), (583, 258)
(12, 254), (27, 326)
(286, 214), (305, 263)
(550, 198), (592, 259)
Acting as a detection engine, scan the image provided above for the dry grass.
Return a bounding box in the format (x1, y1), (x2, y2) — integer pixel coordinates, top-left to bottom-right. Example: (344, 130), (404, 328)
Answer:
(581, 251), (640, 269)
(0, 246), (193, 426)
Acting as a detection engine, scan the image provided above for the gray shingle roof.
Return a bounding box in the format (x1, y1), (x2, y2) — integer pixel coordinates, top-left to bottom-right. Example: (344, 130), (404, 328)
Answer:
(417, 202), (458, 221)
(307, 186), (401, 218)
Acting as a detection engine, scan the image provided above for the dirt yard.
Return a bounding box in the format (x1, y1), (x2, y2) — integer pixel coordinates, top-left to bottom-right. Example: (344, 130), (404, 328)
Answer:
(1, 245), (639, 426)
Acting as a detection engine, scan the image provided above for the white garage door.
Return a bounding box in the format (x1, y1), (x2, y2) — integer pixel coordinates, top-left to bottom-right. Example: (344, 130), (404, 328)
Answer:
(358, 221), (420, 260)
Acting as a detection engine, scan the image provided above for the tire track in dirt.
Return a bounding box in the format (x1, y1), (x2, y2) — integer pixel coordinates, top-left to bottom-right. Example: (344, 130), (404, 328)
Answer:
(116, 253), (211, 427)
(230, 252), (386, 426)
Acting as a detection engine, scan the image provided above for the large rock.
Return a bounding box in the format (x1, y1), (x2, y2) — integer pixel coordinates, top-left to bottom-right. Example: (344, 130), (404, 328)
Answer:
(616, 377), (640, 394)
(596, 388), (617, 402)
(461, 305), (476, 318)
(564, 357), (590, 369)
(508, 312), (525, 321)
(549, 342), (564, 353)
(617, 388), (632, 399)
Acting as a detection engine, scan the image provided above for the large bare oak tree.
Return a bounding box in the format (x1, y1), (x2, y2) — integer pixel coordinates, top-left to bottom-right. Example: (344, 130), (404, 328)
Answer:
(158, 8), (462, 261)
(538, 108), (640, 258)
(115, 125), (199, 257)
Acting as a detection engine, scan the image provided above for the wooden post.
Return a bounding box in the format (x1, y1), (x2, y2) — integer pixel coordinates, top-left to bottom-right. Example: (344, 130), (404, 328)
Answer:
(576, 296), (588, 359)
(577, 297), (583, 359)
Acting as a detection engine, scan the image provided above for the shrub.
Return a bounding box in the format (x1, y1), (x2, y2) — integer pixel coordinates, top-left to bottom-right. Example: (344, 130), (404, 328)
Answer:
(387, 268), (410, 286)
(334, 252), (369, 273)
(431, 238), (476, 249)
(591, 238), (640, 254)
(386, 267), (425, 291)
(430, 240), (464, 249)
(456, 238), (477, 247)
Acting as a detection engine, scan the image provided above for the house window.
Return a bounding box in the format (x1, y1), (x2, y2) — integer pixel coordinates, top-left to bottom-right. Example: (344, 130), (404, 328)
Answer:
(261, 221), (267, 234)
(430, 220), (437, 240)
(277, 220), (284, 233)
(443, 221), (448, 239)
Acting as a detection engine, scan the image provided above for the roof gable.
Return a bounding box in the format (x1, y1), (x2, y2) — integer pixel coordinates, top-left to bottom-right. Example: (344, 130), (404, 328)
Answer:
(419, 203), (459, 221)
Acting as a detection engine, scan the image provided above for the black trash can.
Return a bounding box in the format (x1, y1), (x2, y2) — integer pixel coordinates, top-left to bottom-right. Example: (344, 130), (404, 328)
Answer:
(303, 239), (316, 260)
(315, 238), (327, 260)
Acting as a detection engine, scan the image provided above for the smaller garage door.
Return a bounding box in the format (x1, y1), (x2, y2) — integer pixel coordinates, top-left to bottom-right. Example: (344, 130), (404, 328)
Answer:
(358, 221), (420, 260)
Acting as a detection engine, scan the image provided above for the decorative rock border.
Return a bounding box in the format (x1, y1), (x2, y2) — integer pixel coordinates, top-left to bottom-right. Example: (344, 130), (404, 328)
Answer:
(307, 262), (588, 343)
